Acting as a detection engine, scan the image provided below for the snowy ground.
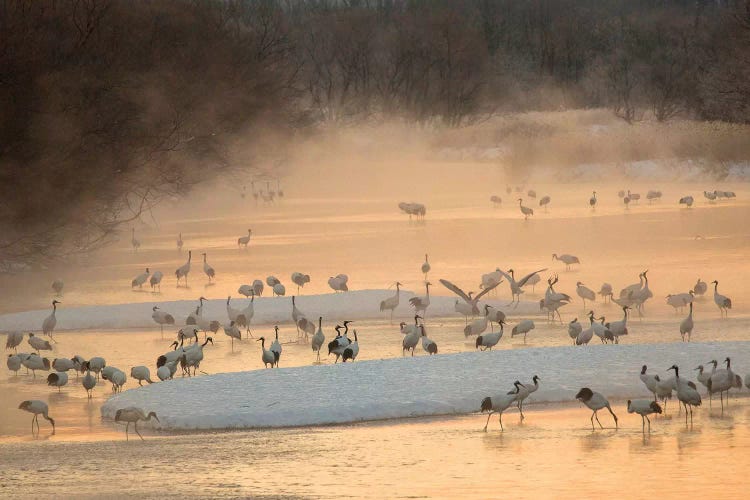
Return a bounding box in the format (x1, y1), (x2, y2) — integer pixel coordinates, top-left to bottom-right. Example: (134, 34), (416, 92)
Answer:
(0, 289), (541, 332)
(101, 341), (750, 431)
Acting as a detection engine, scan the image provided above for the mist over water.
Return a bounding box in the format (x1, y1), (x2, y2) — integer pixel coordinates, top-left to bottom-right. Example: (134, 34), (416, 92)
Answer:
(2, 114), (750, 499)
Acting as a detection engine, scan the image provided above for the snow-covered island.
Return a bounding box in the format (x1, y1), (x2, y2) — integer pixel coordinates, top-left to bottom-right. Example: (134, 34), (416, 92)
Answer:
(101, 341), (750, 431)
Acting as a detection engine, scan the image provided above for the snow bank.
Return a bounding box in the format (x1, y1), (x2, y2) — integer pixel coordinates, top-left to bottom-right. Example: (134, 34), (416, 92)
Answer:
(0, 290), (541, 332)
(101, 341), (750, 431)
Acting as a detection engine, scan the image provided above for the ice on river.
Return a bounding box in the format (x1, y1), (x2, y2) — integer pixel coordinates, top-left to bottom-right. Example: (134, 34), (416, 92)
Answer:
(100, 341), (750, 431)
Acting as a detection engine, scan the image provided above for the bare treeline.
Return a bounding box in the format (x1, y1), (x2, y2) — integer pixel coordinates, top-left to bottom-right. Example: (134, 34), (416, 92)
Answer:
(1, 0), (749, 267)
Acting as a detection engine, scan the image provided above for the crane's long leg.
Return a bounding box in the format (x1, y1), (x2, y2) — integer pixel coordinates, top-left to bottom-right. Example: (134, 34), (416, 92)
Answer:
(641, 416), (645, 433)
(135, 421), (144, 441)
(646, 415), (651, 432)
(484, 411), (493, 431)
(594, 411), (603, 429)
(590, 412), (595, 431)
(125, 422), (130, 441)
(499, 413), (504, 431)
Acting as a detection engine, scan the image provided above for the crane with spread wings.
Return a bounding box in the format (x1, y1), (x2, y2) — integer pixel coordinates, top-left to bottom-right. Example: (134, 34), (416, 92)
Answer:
(497, 268), (548, 306)
(439, 279), (501, 316)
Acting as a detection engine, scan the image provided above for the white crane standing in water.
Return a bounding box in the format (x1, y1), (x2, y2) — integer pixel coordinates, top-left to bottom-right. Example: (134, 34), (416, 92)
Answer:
(175, 250), (192, 286)
(575, 388), (618, 430)
(576, 282), (595, 309)
(202, 253), (215, 283)
(409, 282), (431, 316)
(552, 253), (580, 271)
(517, 198), (534, 219)
(711, 280), (732, 316)
(42, 300), (60, 341)
(114, 407), (159, 441)
(480, 381), (524, 431)
(680, 302), (694, 342)
(421, 254), (431, 280)
(380, 282), (402, 323)
(131, 268), (150, 289)
(18, 400), (55, 434)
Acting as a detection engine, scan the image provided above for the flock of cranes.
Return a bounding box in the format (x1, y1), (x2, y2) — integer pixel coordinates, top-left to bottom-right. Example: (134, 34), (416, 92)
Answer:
(480, 185), (738, 219)
(481, 356), (745, 434)
(6, 181), (745, 439)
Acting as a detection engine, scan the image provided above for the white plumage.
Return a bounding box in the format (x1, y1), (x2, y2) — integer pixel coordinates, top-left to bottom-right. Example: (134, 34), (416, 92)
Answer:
(514, 375), (540, 419)
(464, 304), (491, 337)
(552, 253), (580, 270)
(679, 302), (694, 342)
(379, 282), (402, 322)
(510, 319), (535, 342)
(576, 282), (595, 308)
(421, 254), (431, 279)
(42, 300), (59, 339)
(238, 284), (254, 297)
(693, 278), (707, 296)
(28, 333), (52, 353)
(575, 388), (618, 430)
(131, 268), (150, 288)
(567, 318), (582, 344)
(224, 321), (242, 350)
(402, 318), (421, 356)
(420, 326), (438, 355)
(342, 330), (359, 362)
(604, 306), (629, 343)
(711, 280), (732, 316)
(409, 282), (431, 315)
(311, 317), (325, 363)
(291, 272), (311, 293)
(52, 357), (75, 373)
(175, 250), (192, 285)
(149, 271), (164, 291)
(5, 331), (24, 352)
(202, 253), (215, 282)
(18, 400), (55, 434)
(151, 306), (175, 336)
(258, 336), (278, 368)
(114, 407), (159, 441)
(627, 399), (662, 432)
(46, 371), (68, 391)
(480, 382), (523, 431)
(7, 354), (22, 374)
(328, 274), (349, 292)
(669, 365), (701, 425)
(130, 366), (154, 385)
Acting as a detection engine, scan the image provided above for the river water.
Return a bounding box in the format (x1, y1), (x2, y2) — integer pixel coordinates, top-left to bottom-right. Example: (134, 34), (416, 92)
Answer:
(1, 178), (749, 497)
